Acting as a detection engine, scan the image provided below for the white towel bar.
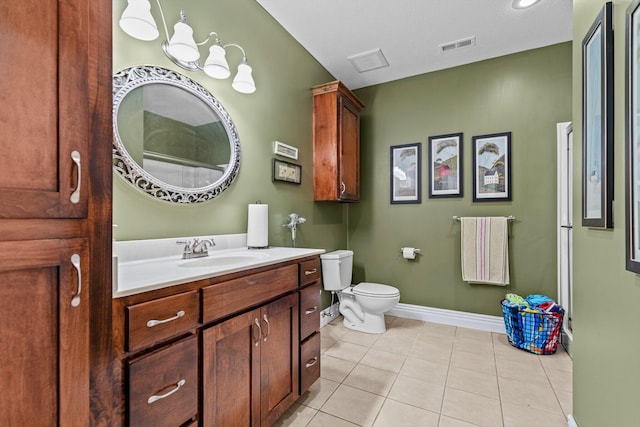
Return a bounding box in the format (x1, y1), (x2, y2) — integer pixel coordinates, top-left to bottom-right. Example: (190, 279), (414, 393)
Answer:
(452, 215), (515, 222)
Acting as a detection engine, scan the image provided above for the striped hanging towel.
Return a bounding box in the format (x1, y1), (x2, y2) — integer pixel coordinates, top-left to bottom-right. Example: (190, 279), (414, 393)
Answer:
(460, 217), (510, 285)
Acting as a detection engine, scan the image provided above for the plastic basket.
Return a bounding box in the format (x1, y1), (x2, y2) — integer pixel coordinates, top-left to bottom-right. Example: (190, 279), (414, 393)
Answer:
(501, 300), (564, 355)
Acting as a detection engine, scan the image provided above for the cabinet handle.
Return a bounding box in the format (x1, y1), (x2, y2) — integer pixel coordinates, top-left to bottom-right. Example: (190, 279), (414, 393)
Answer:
(340, 181), (346, 195)
(146, 310), (185, 328)
(262, 314), (270, 342)
(70, 150), (81, 204)
(305, 306), (318, 315)
(70, 254), (81, 307)
(147, 379), (186, 404)
(304, 268), (317, 276)
(254, 318), (262, 347)
(305, 357), (318, 368)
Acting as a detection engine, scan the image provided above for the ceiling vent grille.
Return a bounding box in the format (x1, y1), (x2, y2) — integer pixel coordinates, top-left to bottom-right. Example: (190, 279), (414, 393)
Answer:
(439, 36), (476, 53)
(347, 48), (390, 73)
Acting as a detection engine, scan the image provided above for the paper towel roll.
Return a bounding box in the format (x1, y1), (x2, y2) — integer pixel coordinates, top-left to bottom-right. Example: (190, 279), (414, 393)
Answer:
(247, 204), (269, 248)
(402, 247), (417, 259)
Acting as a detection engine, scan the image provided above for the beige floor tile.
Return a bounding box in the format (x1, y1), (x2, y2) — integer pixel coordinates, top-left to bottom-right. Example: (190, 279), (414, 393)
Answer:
(450, 348), (496, 376)
(495, 353), (547, 384)
(555, 389), (573, 417)
(502, 401), (568, 427)
(359, 348), (407, 373)
(400, 356), (449, 385)
(545, 367), (572, 393)
(438, 416), (482, 427)
(341, 330), (381, 348)
(323, 322), (350, 341)
(372, 399), (439, 427)
(321, 354), (356, 383)
(320, 384), (385, 427)
(539, 350), (572, 373)
(343, 364), (398, 396)
(307, 411), (359, 427)
(455, 327), (493, 343)
(453, 336), (495, 356)
(387, 374), (445, 413)
(372, 334), (415, 355)
(441, 388), (503, 427)
(321, 335), (337, 353)
(410, 338), (453, 365)
(446, 366), (499, 399)
(274, 403), (318, 427)
(422, 322), (457, 338)
(324, 341), (370, 363)
(298, 377), (340, 410)
(498, 376), (564, 416)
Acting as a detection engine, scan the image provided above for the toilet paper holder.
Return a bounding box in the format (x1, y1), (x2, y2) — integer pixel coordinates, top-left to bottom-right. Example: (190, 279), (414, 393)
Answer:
(400, 247), (421, 254)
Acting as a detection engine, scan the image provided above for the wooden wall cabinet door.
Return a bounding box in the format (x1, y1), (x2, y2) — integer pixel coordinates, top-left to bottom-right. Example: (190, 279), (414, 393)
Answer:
(202, 293), (299, 427)
(312, 81), (365, 202)
(0, 238), (90, 425)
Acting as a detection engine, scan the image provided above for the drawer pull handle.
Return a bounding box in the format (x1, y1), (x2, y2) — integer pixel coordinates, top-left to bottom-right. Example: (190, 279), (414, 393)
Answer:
(305, 357), (318, 368)
(305, 306), (318, 315)
(146, 310), (185, 328)
(147, 379), (186, 404)
(254, 318), (262, 347)
(70, 150), (81, 204)
(304, 268), (317, 276)
(70, 254), (82, 307)
(262, 314), (270, 342)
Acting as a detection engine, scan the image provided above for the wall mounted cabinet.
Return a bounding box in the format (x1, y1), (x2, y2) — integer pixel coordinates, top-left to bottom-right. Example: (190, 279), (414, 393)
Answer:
(312, 81), (365, 202)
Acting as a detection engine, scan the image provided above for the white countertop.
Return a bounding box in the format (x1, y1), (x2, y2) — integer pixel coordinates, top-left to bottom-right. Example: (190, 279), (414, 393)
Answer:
(113, 235), (325, 298)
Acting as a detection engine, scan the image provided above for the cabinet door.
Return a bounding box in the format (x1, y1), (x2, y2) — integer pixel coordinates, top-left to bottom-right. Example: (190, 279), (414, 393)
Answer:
(260, 293), (299, 426)
(0, 238), (90, 426)
(202, 308), (262, 427)
(338, 96), (360, 201)
(0, 0), (88, 219)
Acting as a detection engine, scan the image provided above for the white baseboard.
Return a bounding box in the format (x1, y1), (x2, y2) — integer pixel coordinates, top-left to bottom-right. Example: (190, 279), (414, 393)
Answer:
(567, 415), (578, 427)
(388, 303), (506, 334)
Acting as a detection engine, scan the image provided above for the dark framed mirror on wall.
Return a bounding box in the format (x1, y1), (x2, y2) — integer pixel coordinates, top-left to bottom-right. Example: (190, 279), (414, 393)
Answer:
(582, 2), (613, 229)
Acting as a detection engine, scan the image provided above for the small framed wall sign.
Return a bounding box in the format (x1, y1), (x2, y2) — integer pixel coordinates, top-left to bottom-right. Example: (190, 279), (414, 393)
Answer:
(428, 133), (463, 198)
(472, 132), (512, 202)
(273, 140), (299, 160)
(272, 158), (301, 184)
(390, 143), (421, 204)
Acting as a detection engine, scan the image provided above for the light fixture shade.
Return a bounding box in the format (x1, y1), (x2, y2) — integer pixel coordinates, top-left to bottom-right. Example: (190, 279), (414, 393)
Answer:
(512, 0), (541, 9)
(167, 21), (200, 62)
(203, 44), (231, 79)
(232, 60), (256, 94)
(119, 0), (159, 41)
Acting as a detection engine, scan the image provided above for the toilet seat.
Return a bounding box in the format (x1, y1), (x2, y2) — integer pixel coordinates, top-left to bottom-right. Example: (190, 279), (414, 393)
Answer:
(352, 282), (400, 298)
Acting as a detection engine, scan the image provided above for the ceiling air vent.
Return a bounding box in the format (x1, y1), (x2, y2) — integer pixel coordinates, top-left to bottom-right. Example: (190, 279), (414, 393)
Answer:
(439, 36), (476, 53)
(347, 48), (390, 73)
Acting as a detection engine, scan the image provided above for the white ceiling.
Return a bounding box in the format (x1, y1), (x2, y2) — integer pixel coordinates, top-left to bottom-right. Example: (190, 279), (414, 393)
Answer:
(255, 0), (573, 90)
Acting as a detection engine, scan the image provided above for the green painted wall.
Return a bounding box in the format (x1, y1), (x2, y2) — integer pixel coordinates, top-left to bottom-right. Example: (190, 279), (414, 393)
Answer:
(572, 1), (640, 425)
(112, 0), (347, 259)
(350, 43), (572, 317)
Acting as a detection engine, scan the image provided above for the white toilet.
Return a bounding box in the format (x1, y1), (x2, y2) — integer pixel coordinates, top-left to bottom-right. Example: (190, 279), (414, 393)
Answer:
(320, 250), (400, 334)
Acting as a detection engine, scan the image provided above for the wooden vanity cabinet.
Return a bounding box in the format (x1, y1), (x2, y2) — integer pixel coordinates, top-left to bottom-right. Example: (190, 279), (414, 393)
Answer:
(312, 81), (365, 202)
(298, 258), (322, 394)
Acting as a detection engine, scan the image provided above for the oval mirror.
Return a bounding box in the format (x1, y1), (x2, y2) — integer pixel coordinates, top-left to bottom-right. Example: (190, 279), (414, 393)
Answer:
(113, 65), (240, 203)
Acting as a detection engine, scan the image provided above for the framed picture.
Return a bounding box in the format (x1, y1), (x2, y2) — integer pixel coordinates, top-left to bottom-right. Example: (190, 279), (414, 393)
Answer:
(582, 2), (613, 229)
(390, 143), (421, 204)
(472, 132), (511, 202)
(428, 133), (463, 198)
(272, 158), (301, 184)
(626, 0), (640, 272)
(273, 140), (299, 160)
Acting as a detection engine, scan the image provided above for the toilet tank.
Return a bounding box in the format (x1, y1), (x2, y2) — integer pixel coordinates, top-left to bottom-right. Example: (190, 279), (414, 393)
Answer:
(320, 250), (353, 291)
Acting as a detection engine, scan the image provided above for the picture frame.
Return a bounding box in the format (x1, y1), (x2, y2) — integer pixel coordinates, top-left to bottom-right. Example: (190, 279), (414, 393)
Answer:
(582, 2), (613, 229)
(272, 158), (301, 184)
(626, 0), (640, 272)
(390, 143), (421, 204)
(273, 140), (299, 160)
(428, 133), (463, 198)
(472, 132), (511, 202)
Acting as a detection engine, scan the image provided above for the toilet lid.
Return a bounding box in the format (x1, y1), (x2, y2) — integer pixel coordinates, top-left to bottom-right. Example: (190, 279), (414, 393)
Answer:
(353, 282), (399, 297)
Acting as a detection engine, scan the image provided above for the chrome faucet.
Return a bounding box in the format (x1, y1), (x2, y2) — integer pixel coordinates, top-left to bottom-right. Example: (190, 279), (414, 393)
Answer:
(176, 238), (216, 259)
(283, 213), (306, 247)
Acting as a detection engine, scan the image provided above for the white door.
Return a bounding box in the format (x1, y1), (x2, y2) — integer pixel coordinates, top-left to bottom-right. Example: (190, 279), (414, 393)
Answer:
(557, 122), (573, 356)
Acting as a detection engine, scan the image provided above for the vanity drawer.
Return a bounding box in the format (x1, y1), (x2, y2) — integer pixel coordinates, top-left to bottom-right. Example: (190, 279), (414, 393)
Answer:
(299, 257), (321, 287)
(202, 264), (298, 323)
(299, 282), (321, 340)
(128, 336), (198, 427)
(300, 332), (321, 393)
(126, 290), (199, 352)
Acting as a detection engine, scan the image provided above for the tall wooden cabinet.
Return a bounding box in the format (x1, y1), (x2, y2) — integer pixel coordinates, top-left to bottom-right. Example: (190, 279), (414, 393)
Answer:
(0, 0), (113, 425)
(312, 81), (365, 202)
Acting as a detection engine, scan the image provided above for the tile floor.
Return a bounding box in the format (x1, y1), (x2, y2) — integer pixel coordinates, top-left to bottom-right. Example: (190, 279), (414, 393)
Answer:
(275, 315), (572, 427)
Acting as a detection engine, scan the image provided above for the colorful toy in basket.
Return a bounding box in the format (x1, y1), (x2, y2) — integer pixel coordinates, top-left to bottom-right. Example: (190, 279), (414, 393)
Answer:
(501, 294), (565, 355)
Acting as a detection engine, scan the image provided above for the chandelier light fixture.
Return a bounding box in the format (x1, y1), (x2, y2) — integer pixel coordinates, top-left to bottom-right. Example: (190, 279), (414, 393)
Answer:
(119, 0), (256, 94)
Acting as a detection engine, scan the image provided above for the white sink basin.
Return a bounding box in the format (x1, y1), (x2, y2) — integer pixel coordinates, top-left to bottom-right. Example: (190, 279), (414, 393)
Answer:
(179, 251), (270, 268)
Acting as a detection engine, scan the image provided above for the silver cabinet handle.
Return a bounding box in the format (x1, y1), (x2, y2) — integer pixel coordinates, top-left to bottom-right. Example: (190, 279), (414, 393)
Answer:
(146, 311), (185, 328)
(262, 314), (270, 342)
(70, 151), (81, 204)
(147, 379), (186, 404)
(70, 254), (81, 307)
(254, 318), (262, 347)
(304, 268), (317, 276)
(305, 357), (318, 368)
(305, 306), (318, 315)
(340, 181), (346, 194)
